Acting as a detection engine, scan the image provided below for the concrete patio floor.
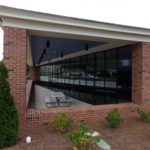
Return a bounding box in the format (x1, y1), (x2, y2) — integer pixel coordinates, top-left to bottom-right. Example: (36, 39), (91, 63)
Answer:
(29, 85), (91, 109)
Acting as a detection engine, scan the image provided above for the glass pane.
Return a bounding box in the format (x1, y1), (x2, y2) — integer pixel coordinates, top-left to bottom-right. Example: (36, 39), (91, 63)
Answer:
(86, 54), (94, 87)
(73, 58), (80, 85)
(50, 65), (53, 82)
(117, 46), (131, 102)
(65, 60), (70, 84)
(94, 92), (105, 104)
(80, 56), (86, 86)
(52, 65), (56, 82)
(56, 64), (60, 83)
(61, 61), (65, 83)
(95, 52), (104, 87)
(105, 50), (117, 88)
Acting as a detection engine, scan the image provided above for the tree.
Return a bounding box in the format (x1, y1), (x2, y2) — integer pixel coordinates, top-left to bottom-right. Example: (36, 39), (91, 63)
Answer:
(0, 61), (19, 148)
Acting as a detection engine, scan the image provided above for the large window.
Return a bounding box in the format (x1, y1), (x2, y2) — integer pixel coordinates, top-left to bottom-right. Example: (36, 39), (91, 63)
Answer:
(96, 53), (105, 88)
(39, 46), (132, 105)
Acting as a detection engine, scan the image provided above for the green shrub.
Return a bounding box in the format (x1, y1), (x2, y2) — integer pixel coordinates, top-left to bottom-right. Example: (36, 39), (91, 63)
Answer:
(52, 113), (73, 133)
(68, 124), (101, 150)
(0, 61), (19, 148)
(105, 108), (123, 127)
(137, 108), (150, 123)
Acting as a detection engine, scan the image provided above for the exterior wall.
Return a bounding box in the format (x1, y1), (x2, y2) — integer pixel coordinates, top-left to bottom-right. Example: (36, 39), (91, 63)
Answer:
(29, 66), (40, 81)
(3, 26), (27, 125)
(23, 41), (150, 127)
(3, 25), (150, 128)
(132, 42), (150, 104)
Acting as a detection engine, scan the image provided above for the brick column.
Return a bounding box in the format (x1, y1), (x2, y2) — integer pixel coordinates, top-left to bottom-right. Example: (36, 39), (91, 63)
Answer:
(29, 66), (40, 81)
(3, 26), (27, 125)
(132, 42), (150, 104)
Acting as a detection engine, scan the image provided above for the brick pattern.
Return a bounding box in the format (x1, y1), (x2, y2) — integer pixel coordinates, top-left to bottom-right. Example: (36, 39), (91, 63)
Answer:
(141, 43), (150, 104)
(3, 26), (27, 125)
(24, 103), (150, 127)
(132, 43), (142, 104)
(29, 66), (40, 81)
(132, 42), (150, 104)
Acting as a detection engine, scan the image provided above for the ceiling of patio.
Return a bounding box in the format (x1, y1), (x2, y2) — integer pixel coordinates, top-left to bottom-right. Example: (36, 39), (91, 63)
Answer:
(30, 35), (107, 65)
(28, 30), (136, 66)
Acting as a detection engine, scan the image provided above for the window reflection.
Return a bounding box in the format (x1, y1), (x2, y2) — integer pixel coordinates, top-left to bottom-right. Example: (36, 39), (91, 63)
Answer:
(80, 56), (86, 85)
(86, 54), (94, 87)
(105, 50), (117, 88)
(95, 53), (104, 87)
(39, 46), (132, 105)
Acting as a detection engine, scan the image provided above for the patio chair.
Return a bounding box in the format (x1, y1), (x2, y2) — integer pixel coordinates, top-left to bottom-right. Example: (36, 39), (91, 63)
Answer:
(45, 96), (58, 107)
(58, 96), (72, 107)
(50, 92), (72, 107)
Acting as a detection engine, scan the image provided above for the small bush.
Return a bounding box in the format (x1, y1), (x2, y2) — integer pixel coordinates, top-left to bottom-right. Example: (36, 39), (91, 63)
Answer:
(68, 124), (101, 150)
(137, 108), (150, 123)
(105, 108), (123, 127)
(52, 113), (73, 133)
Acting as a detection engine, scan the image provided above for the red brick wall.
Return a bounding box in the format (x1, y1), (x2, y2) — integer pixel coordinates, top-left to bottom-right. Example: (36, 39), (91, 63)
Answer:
(3, 26), (27, 125)
(29, 66), (40, 81)
(24, 103), (150, 127)
(132, 42), (150, 104)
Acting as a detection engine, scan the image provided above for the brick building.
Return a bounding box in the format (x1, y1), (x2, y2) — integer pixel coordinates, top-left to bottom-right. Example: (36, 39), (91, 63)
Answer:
(1, 6), (150, 127)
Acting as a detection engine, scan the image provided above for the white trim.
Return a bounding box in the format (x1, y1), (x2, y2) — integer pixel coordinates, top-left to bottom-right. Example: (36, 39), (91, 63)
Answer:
(1, 17), (150, 42)
(0, 6), (150, 35)
(0, 6), (150, 42)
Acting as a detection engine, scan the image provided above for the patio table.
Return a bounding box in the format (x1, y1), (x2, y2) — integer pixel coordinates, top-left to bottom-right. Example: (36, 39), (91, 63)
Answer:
(51, 92), (65, 106)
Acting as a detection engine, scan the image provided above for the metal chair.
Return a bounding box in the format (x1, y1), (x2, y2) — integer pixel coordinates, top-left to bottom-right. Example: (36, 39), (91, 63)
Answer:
(45, 96), (58, 107)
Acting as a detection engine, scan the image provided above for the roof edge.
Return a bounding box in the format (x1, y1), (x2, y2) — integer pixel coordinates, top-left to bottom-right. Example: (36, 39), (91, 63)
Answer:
(1, 5), (150, 36)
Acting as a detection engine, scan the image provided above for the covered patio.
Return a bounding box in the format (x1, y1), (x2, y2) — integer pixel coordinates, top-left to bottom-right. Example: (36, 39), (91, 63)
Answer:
(26, 17), (135, 108)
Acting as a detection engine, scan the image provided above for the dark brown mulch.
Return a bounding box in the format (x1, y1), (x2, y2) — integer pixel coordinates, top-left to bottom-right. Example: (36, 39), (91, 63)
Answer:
(2, 117), (150, 150)
(86, 117), (150, 150)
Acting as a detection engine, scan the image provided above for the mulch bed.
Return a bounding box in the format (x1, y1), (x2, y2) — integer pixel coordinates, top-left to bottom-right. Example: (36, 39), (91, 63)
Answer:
(2, 117), (150, 150)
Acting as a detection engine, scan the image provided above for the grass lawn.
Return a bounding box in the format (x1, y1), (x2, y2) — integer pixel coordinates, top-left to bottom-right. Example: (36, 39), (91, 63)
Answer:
(2, 117), (150, 150)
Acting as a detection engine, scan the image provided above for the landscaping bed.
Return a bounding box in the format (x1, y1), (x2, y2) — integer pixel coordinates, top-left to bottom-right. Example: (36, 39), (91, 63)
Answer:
(2, 117), (150, 150)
